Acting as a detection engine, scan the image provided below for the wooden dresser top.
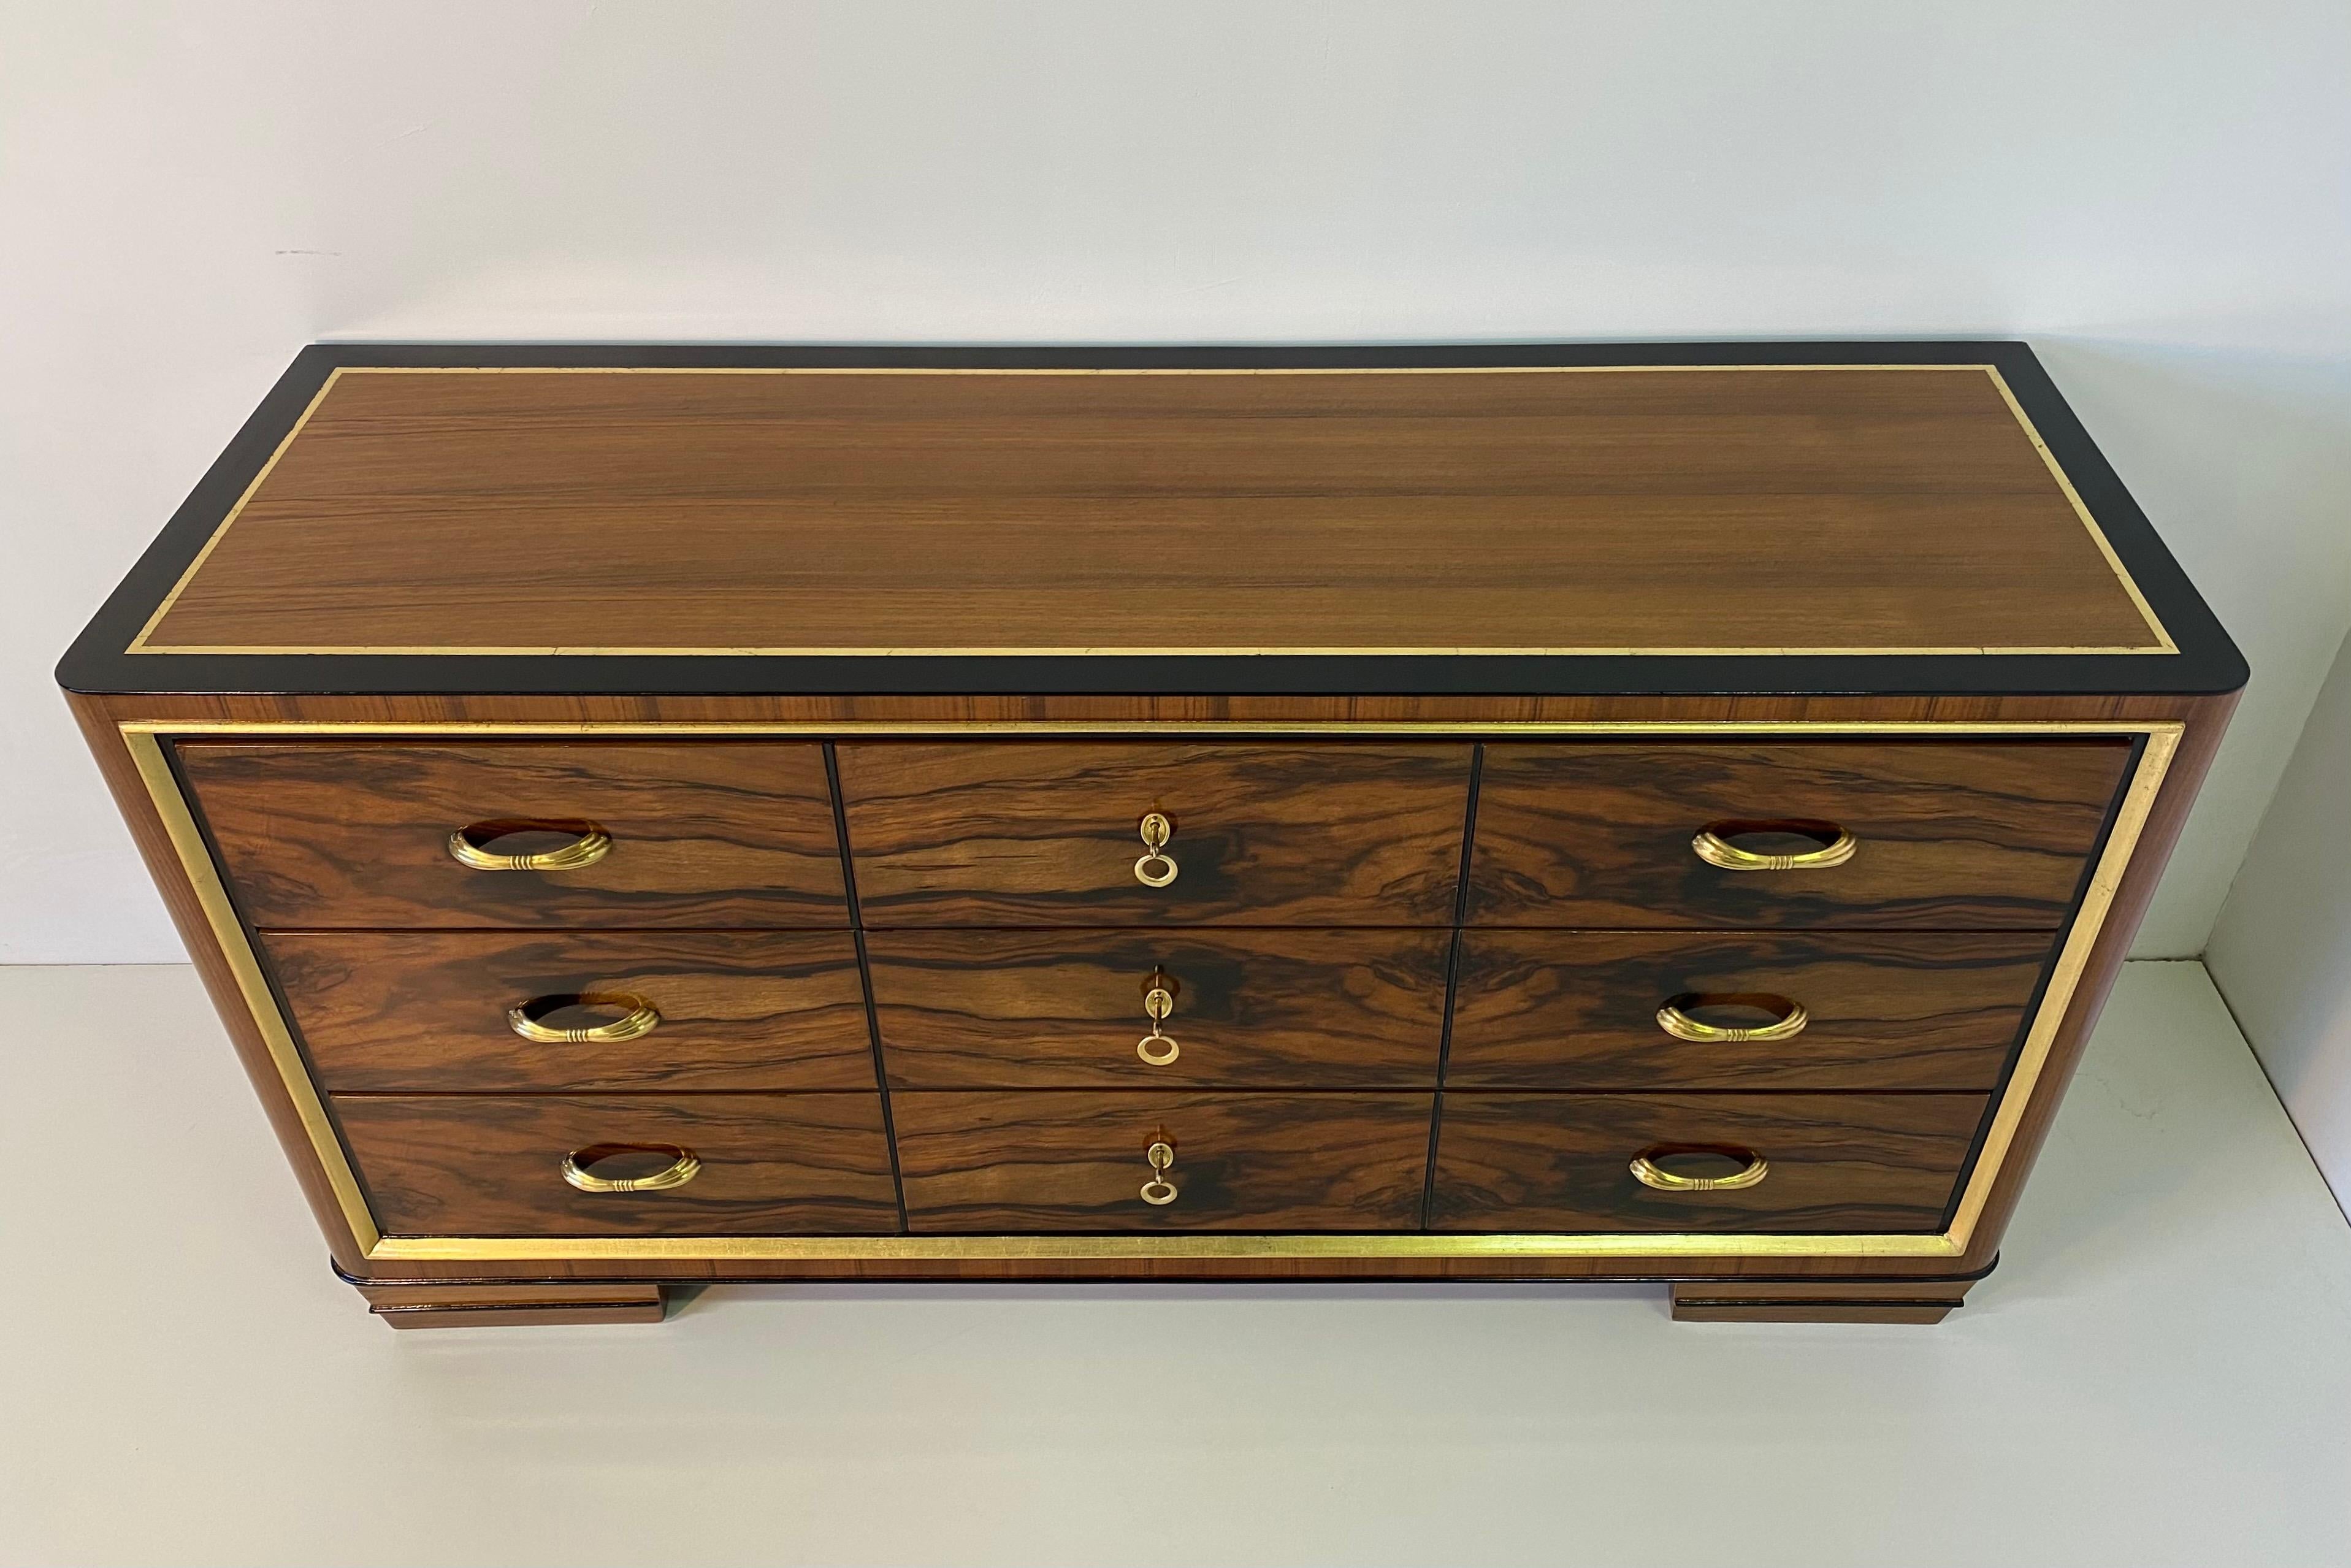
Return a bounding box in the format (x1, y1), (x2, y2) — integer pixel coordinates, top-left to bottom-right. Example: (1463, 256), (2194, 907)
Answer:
(62, 343), (2243, 698)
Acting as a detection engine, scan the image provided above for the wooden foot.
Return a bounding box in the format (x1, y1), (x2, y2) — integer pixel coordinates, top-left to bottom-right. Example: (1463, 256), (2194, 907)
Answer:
(355, 1281), (668, 1329)
(1670, 1277), (1973, 1324)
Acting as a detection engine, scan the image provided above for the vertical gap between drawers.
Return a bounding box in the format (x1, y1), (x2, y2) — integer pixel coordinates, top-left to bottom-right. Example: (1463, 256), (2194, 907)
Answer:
(825, 742), (911, 1234)
(1420, 743), (1484, 1230)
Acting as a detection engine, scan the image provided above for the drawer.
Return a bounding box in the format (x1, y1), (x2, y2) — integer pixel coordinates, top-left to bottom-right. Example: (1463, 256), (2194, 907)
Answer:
(1447, 931), (2051, 1091)
(1467, 740), (2132, 928)
(334, 1092), (900, 1236)
(836, 742), (1471, 926)
(177, 741), (847, 928)
(271, 931), (874, 1093)
(893, 1091), (1434, 1230)
(1429, 1092), (1986, 1233)
(866, 928), (1450, 1088)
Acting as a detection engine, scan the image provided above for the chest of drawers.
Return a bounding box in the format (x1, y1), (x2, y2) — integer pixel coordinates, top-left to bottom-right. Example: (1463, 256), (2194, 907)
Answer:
(59, 342), (2244, 1328)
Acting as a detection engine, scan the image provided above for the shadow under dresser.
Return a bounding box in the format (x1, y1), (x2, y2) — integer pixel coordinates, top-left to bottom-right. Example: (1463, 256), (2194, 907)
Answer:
(59, 341), (2246, 1327)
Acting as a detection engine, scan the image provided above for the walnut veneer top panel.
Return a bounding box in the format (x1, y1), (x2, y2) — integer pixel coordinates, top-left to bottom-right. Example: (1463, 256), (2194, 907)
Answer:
(134, 362), (2164, 658)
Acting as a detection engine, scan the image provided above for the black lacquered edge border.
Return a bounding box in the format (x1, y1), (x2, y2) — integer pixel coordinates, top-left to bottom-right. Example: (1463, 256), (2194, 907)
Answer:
(56, 339), (2249, 699)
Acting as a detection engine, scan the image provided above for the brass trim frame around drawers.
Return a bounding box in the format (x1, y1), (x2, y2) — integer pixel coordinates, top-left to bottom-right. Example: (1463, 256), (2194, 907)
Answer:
(121, 716), (2179, 1266)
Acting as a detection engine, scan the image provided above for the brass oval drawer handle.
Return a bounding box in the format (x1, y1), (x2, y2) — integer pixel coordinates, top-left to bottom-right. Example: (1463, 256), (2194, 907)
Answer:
(1656, 994), (1808, 1044)
(1630, 1147), (1770, 1193)
(1692, 820), (1856, 872)
(448, 820), (613, 872)
(1140, 1136), (1179, 1206)
(1133, 811), (1179, 888)
(561, 1143), (701, 1193)
(1137, 973), (1180, 1066)
(508, 993), (662, 1044)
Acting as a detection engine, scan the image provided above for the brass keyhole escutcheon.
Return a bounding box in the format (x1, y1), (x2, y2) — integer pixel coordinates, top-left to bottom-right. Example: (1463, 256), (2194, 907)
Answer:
(1134, 811), (1179, 888)
(1137, 969), (1181, 1066)
(1141, 1135), (1179, 1206)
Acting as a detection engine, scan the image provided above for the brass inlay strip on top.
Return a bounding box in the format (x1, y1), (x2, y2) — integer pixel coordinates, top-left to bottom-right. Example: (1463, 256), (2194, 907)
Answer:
(1982, 366), (2176, 654)
(118, 716), (2178, 1268)
(125, 362), (2175, 657)
(128, 370), (346, 657)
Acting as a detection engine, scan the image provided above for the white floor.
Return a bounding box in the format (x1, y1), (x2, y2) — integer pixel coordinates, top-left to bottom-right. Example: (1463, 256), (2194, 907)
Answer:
(2, 961), (2347, 1567)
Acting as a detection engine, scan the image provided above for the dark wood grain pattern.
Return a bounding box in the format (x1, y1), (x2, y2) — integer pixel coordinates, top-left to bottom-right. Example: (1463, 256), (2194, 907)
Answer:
(269, 930), (874, 1093)
(866, 928), (1450, 1088)
(335, 1092), (900, 1236)
(893, 1091), (1434, 1231)
(1430, 1092), (1987, 1233)
(137, 365), (2165, 656)
(1447, 930), (2054, 1091)
(69, 684), (2231, 1293)
(838, 742), (1471, 926)
(1469, 740), (2131, 928)
(178, 741), (847, 928)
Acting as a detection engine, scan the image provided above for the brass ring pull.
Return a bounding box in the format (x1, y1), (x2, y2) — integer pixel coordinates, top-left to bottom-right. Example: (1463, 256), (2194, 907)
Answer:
(1656, 994), (1808, 1044)
(507, 993), (663, 1045)
(1133, 811), (1179, 888)
(1691, 820), (1857, 872)
(561, 1143), (701, 1193)
(1137, 976), (1180, 1066)
(1630, 1146), (1770, 1193)
(1140, 1137), (1179, 1206)
(448, 820), (613, 873)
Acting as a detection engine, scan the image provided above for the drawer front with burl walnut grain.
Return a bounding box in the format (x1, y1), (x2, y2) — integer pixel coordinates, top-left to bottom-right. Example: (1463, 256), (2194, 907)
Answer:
(865, 928), (1451, 1089)
(334, 1092), (900, 1237)
(893, 1090), (1434, 1231)
(1468, 740), (2132, 928)
(271, 930), (875, 1093)
(1447, 930), (2054, 1092)
(1429, 1092), (1987, 1233)
(836, 742), (1472, 927)
(177, 741), (848, 928)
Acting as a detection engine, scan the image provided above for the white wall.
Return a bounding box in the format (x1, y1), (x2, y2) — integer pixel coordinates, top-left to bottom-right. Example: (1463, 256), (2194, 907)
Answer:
(2209, 625), (2351, 1210)
(4, 1), (2347, 962)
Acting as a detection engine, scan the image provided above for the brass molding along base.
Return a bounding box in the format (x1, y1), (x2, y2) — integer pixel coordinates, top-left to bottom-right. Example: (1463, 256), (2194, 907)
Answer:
(366, 1230), (1965, 1263)
(123, 716), (2179, 1269)
(126, 718), (2179, 738)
